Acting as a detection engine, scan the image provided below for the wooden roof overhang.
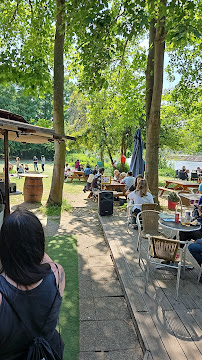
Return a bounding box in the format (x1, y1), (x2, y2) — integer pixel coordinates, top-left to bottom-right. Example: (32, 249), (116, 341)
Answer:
(0, 110), (76, 217)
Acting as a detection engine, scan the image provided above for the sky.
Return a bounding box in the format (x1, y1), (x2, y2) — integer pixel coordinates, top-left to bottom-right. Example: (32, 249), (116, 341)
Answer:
(140, 38), (181, 91)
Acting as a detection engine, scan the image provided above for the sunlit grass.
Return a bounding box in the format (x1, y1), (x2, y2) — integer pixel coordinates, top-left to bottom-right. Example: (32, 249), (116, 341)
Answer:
(47, 235), (79, 360)
(39, 199), (72, 216)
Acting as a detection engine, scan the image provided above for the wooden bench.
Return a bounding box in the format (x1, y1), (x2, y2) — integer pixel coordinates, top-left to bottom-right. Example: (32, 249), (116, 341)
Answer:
(158, 187), (178, 196)
(113, 191), (125, 198)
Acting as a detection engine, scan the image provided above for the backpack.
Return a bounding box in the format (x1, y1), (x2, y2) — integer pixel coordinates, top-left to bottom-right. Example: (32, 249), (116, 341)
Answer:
(0, 289), (62, 360)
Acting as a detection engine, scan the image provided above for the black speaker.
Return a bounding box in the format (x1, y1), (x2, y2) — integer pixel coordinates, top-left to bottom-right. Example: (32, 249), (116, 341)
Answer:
(98, 191), (113, 216)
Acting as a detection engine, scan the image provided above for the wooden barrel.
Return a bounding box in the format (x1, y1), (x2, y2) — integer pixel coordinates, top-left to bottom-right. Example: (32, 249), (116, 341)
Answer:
(23, 177), (43, 202)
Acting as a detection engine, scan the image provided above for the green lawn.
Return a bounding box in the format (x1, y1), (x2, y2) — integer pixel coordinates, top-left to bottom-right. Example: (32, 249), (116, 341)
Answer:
(47, 235), (79, 360)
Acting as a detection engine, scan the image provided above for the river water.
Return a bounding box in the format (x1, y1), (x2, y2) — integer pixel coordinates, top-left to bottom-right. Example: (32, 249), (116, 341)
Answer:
(127, 158), (202, 173)
(169, 160), (202, 173)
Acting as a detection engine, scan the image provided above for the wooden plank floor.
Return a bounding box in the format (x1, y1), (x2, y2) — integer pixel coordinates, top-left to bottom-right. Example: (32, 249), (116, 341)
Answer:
(99, 211), (202, 360)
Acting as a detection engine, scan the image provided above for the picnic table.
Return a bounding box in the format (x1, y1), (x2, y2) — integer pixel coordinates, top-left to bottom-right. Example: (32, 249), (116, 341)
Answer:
(105, 180), (126, 197)
(70, 170), (88, 182)
(159, 179), (199, 196)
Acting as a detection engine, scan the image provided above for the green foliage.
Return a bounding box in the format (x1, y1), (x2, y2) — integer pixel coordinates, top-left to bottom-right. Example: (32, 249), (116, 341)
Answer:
(158, 156), (175, 177)
(168, 192), (179, 203)
(161, 88), (202, 154)
(115, 162), (129, 173)
(40, 199), (72, 216)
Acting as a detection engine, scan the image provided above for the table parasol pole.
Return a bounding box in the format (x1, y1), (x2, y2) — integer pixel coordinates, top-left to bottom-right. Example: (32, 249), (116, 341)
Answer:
(4, 130), (10, 217)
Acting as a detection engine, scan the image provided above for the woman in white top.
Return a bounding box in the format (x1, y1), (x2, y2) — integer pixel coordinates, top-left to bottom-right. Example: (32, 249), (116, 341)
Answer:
(128, 179), (154, 213)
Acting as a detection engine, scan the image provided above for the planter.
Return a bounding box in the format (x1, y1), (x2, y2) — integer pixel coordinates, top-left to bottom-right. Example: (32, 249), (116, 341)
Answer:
(168, 200), (178, 211)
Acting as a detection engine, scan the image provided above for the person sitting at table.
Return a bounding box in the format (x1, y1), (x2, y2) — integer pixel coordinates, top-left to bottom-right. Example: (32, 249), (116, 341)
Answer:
(88, 168), (105, 199)
(64, 165), (71, 180)
(17, 164), (25, 174)
(196, 167), (201, 174)
(120, 171), (135, 190)
(188, 239), (202, 283)
(179, 196), (202, 242)
(83, 169), (97, 194)
(127, 179), (154, 224)
(75, 159), (80, 170)
(181, 166), (189, 180)
(119, 172), (126, 181)
(113, 169), (120, 181)
(84, 165), (91, 177)
(126, 174), (144, 196)
(198, 182), (202, 193)
(24, 164), (29, 173)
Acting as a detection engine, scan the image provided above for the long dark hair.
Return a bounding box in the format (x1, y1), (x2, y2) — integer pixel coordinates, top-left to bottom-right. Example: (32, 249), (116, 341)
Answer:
(0, 208), (50, 286)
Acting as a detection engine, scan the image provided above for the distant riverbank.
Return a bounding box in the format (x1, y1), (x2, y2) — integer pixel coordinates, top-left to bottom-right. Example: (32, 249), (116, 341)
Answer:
(168, 155), (202, 162)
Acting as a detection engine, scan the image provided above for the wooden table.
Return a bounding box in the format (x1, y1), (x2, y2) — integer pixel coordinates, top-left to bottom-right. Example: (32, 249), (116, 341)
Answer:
(19, 173), (48, 202)
(105, 180), (126, 196)
(159, 180), (199, 196)
(179, 192), (201, 204)
(70, 171), (88, 182)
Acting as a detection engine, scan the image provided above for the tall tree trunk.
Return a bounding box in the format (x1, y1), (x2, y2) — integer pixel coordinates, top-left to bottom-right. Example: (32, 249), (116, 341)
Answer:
(48, 0), (65, 206)
(145, 1), (166, 201)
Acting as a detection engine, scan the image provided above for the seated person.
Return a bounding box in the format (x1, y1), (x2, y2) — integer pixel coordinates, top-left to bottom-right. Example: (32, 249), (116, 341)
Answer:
(196, 167), (201, 175)
(179, 196), (202, 242)
(198, 182), (202, 194)
(88, 168), (105, 198)
(17, 164), (25, 174)
(181, 166), (189, 180)
(24, 164), (29, 172)
(113, 169), (120, 181)
(188, 239), (202, 283)
(126, 174), (144, 196)
(127, 179), (154, 223)
(64, 166), (71, 180)
(119, 172), (126, 181)
(83, 170), (97, 194)
(120, 171), (135, 190)
(84, 165), (91, 177)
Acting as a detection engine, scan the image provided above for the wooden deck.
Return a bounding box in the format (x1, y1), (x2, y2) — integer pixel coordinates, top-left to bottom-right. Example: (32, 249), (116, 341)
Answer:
(99, 211), (202, 360)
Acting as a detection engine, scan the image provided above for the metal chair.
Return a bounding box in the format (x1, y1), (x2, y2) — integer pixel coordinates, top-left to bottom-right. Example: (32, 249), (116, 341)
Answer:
(136, 210), (164, 265)
(197, 264), (202, 284)
(145, 235), (186, 300)
(127, 202), (157, 230)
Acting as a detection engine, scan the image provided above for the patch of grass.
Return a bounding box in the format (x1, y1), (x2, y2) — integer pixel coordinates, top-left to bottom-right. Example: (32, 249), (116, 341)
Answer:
(47, 234), (79, 360)
(39, 200), (72, 216)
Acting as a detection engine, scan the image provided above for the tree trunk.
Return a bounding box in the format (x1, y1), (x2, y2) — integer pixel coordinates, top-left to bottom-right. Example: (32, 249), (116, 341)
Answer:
(100, 148), (104, 165)
(48, 0), (65, 206)
(145, 1), (166, 201)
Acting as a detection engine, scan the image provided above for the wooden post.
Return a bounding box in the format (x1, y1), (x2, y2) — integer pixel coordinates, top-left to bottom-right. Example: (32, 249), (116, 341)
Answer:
(4, 130), (10, 217)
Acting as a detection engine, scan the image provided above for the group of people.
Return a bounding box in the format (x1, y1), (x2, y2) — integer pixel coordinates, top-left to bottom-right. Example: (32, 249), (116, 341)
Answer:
(178, 165), (201, 181)
(15, 155), (45, 174)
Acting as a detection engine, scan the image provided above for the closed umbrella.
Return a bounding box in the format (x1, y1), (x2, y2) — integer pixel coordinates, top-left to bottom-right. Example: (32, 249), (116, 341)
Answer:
(129, 128), (144, 177)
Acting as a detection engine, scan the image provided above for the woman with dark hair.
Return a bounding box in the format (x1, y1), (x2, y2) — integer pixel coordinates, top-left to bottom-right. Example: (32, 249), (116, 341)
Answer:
(0, 208), (65, 359)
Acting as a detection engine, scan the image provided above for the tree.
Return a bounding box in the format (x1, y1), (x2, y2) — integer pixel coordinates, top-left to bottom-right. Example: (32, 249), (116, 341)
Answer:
(48, 0), (66, 205)
(65, 0), (201, 199)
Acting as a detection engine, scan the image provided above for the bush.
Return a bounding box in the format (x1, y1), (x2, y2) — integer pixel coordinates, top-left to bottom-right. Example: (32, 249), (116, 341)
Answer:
(159, 157), (175, 177)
